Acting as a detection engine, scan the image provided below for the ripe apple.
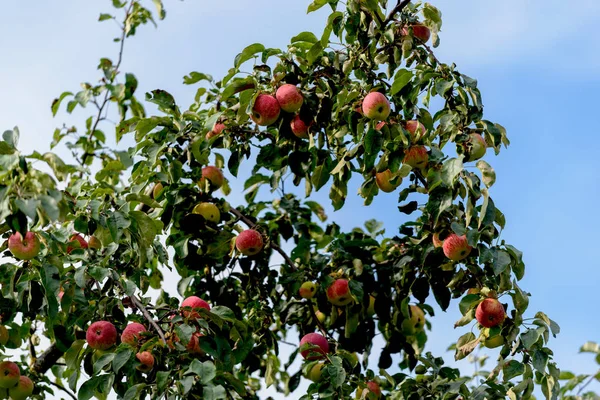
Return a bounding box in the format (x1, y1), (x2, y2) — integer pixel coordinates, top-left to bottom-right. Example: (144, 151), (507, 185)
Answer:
(86, 321), (118, 350)
(375, 169), (401, 193)
(299, 282), (317, 299)
(306, 363), (325, 382)
(290, 115), (310, 139)
(121, 322), (147, 346)
(362, 92), (391, 121)
(475, 298), (506, 328)
(402, 23), (431, 43)
(464, 133), (487, 162)
(192, 203), (220, 223)
(409, 305), (425, 332)
(206, 122), (226, 140)
(442, 234), (472, 261)
(135, 351), (154, 372)
(181, 296), (211, 319)
(403, 146), (428, 169)
(152, 182), (164, 199)
(187, 332), (205, 355)
(405, 120), (426, 141)
(356, 381), (382, 399)
(7, 375), (33, 400)
(276, 84), (304, 113)
(8, 232), (41, 260)
(251, 94), (281, 126)
(235, 229), (264, 256)
(299, 333), (329, 360)
(0, 326), (8, 346)
(432, 232), (443, 248)
(67, 233), (88, 254)
(0, 361), (19, 388)
(199, 166), (224, 189)
(88, 236), (102, 250)
(326, 279), (353, 306)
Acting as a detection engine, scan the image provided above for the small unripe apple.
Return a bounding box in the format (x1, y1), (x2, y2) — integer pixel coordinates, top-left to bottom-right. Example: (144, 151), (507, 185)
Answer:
(464, 133), (487, 162)
(135, 351), (155, 372)
(405, 120), (426, 141)
(199, 166), (224, 189)
(121, 322), (147, 346)
(251, 94), (281, 126)
(483, 334), (505, 349)
(315, 310), (326, 324)
(86, 321), (118, 350)
(206, 122), (226, 140)
(181, 296), (211, 319)
(362, 92), (391, 121)
(0, 326), (8, 345)
(299, 333), (329, 360)
(7, 375), (32, 400)
(403, 146), (428, 169)
(192, 203), (220, 223)
(442, 234), (472, 261)
(235, 229), (264, 256)
(152, 182), (164, 199)
(0, 362), (19, 388)
(306, 363), (325, 382)
(8, 232), (41, 260)
(290, 115), (310, 139)
(401, 23), (431, 43)
(432, 232), (443, 248)
(326, 279), (353, 306)
(408, 305), (425, 332)
(375, 169), (401, 193)
(475, 298), (506, 328)
(67, 233), (88, 254)
(276, 84), (303, 113)
(299, 282), (317, 299)
(88, 236), (102, 250)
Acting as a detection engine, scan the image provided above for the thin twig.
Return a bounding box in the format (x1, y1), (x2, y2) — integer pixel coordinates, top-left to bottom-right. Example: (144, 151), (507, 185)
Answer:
(577, 371), (599, 396)
(383, 0), (412, 26)
(117, 283), (167, 344)
(229, 207), (299, 272)
(306, 302), (335, 341)
(47, 380), (77, 400)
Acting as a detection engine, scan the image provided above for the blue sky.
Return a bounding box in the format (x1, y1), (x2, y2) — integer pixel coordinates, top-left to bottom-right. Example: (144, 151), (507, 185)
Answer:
(1, 0), (600, 397)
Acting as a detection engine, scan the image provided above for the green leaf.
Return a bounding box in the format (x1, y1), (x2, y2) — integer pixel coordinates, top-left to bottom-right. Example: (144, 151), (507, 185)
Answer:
(476, 160), (496, 187)
(532, 349), (548, 373)
(234, 43), (265, 68)
(187, 360), (216, 384)
(112, 347), (132, 373)
(98, 13), (113, 21)
(441, 158), (463, 187)
(458, 294), (480, 315)
(209, 306), (236, 322)
(307, 0), (328, 13)
(520, 329), (541, 350)
(202, 385), (227, 400)
(306, 41), (324, 65)
(390, 69), (413, 95)
(123, 384), (146, 400)
(503, 360), (525, 381)
(580, 342), (600, 354)
(291, 31), (318, 43)
(492, 249), (511, 276)
(51, 92), (73, 116)
(93, 353), (115, 375)
(183, 71), (213, 85)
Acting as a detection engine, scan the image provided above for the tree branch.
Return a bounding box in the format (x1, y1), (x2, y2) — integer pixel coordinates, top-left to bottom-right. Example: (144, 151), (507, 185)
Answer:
(384, 0), (412, 26)
(47, 380), (77, 400)
(229, 207), (298, 272)
(31, 344), (64, 375)
(116, 282), (167, 345)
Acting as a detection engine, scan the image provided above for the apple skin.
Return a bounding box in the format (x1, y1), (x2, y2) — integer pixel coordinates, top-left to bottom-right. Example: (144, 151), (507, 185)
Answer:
(121, 322), (147, 346)
(356, 381), (382, 399)
(306, 363), (325, 382)
(409, 305), (425, 331)
(401, 23), (431, 43)
(235, 229), (264, 256)
(299, 333), (329, 360)
(88, 236), (102, 250)
(403, 146), (429, 169)
(315, 311), (326, 324)
(152, 182), (164, 199)
(464, 133), (487, 162)
(375, 169), (401, 193)
(7, 375), (32, 400)
(192, 203), (220, 223)
(0, 326), (8, 346)
(187, 332), (205, 355)
(276, 84), (303, 113)
(326, 279), (353, 306)
(8, 232), (41, 260)
(484, 334), (505, 349)
(181, 296), (211, 319)
(299, 282), (317, 299)
(442, 234), (472, 261)
(199, 166), (224, 189)
(67, 234), (88, 254)
(476, 298), (506, 328)
(136, 351), (155, 372)
(432, 233), (443, 248)
(0, 362), (20, 389)
(290, 115), (310, 139)
(251, 94), (281, 126)
(86, 321), (118, 350)
(206, 122), (226, 140)
(362, 92), (391, 121)
(405, 120), (426, 141)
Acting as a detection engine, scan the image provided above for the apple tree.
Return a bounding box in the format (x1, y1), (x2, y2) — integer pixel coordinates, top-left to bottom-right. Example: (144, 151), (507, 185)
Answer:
(0, 0), (593, 399)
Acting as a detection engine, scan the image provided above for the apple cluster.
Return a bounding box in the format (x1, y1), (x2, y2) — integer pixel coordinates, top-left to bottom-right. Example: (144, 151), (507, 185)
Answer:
(0, 361), (34, 400)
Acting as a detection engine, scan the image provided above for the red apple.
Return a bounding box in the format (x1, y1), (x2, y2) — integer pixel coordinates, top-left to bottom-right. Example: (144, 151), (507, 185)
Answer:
(405, 120), (426, 141)
(276, 84), (303, 113)
(8, 232), (41, 260)
(235, 229), (264, 256)
(403, 146), (428, 169)
(88, 236), (102, 250)
(181, 296), (211, 319)
(0, 361), (19, 388)
(442, 234), (472, 261)
(299, 333), (329, 360)
(135, 351), (154, 372)
(375, 169), (401, 193)
(86, 321), (118, 350)
(402, 23), (431, 43)
(206, 122), (226, 140)
(476, 298), (506, 328)
(121, 322), (147, 346)
(290, 115), (310, 139)
(8, 375), (33, 400)
(67, 234), (88, 254)
(326, 279), (353, 306)
(187, 332), (205, 355)
(199, 166), (224, 189)
(298, 282), (317, 299)
(251, 94), (281, 126)
(366, 381), (382, 398)
(362, 92), (391, 121)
